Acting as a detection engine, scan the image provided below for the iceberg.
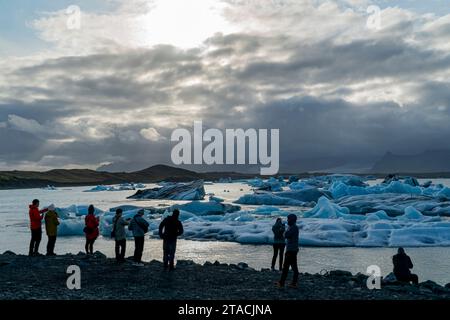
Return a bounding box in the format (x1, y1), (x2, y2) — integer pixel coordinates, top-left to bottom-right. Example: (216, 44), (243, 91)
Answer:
(245, 177), (285, 192)
(128, 180), (206, 200)
(234, 192), (308, 206)
(303, 197), (364, 220)
(336, 193), (450, 217)
(53, 198), (450, 248)
(41, 185), (57, 190)
(274, 188), (330, 203)
(170, 201), (241, 216)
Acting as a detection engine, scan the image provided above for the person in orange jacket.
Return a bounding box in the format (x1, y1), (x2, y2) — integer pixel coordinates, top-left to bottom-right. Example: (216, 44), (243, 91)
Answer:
(84, 205), (100, 254)
(29, 199), (48, 256)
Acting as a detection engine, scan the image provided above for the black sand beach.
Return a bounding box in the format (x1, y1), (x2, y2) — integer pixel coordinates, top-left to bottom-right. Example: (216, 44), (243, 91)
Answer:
(1, 251), (450, 300)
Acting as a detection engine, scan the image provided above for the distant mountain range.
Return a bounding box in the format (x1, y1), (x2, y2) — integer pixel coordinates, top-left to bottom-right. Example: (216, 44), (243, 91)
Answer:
(3, 150), (450, 189)
(0, 165), (257, 190)
(371, 150), (450, 173)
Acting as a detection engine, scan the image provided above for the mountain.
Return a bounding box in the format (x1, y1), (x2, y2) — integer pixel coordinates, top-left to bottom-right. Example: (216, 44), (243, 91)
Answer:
(371, 150), (450, 173)
(0, 165), (257, 189)
(96, 161), (150, 173)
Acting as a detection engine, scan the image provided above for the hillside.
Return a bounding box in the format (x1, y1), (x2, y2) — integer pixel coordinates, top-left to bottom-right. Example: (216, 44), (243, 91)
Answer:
(0, 165), (256, 190)
(371, 150), (450, 173)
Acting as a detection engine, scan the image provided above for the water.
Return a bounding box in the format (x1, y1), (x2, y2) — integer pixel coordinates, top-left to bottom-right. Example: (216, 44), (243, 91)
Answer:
(2, 181), (450, 285)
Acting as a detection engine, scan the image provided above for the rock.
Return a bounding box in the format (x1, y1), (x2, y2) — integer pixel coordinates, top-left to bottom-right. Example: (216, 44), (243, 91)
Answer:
(445, 283), (450, 289)
(2, 251), (16, 256)
(203, 261), (213, 267)
(177, 260), (195, 266)
(420, 280), (446, 293)
(329, 270), (353, 278)
(347, 280), (357, 287)
(237, 262), (249, 270)
(213, 261), (221, 266)
(93, 251), (107, 259)
(352, 273), (368, 284)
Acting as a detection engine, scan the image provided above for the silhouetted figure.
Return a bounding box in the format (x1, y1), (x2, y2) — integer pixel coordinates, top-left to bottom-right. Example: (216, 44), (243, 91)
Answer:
(129, 209), (149, 266)
(28, 199), (48, 256)
(277, 214), (300, 288)
(271, 218), (285, 271)
(44, 204), (59, 256)
(159, 209), (184, 271)
(84, 205), (99, 254)
(112, 208), (130, 263)
(393, 247), (419, 285)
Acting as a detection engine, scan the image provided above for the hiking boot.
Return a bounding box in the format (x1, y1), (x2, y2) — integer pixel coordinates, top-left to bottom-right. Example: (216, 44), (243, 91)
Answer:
(275, 281), (284, 288)
(288, 283), (298, 288)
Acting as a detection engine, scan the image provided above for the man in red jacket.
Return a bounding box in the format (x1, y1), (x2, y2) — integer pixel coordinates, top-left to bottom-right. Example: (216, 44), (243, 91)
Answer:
(29, 199), (48, 256)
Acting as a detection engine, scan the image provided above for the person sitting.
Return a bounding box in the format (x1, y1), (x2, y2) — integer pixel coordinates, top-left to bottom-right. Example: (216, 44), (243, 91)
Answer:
(393, 247), (419, 285)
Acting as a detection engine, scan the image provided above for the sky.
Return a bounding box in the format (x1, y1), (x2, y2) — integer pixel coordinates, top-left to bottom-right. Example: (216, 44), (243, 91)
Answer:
(0, 0), (450, 172)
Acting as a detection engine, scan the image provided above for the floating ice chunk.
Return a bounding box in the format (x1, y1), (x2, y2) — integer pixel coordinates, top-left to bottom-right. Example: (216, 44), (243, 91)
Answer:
(58, 219), (85, 236)
(399, 206), (425, 220)
(336, 193), (450, 217)
(274, 188), (329, 203)
(42, 185), (57, 190)
(235, 193), (306, 206)
(289, 181), (312, 190)
(84, 185), (111, 192)
(209, 195), (225, 203)
(128, 180), (206, 200)
(170, 201), (240, 216)
(365, 210), (391, 221)
(252, 205), (281, 215)
(303, 197), (365, 220)
(435, 187), (450, 200)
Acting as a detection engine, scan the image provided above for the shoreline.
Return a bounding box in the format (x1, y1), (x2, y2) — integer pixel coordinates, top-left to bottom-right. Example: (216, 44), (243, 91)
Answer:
(1, 251), (450, 300)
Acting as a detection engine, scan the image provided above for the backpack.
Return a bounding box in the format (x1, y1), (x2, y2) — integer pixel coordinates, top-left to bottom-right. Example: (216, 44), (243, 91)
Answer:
(134, 217), (149, 234)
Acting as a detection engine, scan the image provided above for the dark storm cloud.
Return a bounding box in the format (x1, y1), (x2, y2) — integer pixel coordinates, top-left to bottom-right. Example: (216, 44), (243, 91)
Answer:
(1, 12), (450, 171)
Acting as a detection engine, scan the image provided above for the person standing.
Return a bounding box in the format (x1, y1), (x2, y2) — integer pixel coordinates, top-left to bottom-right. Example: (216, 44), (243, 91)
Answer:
(129, 209), (149, 266)
(393, 247), (419, 285)
(84, 205), (99, 255)
(271, 218), (286, 271)
(277, 214), (300, 288)
(112, 208), (130, 263)
(44, 204), (59, 256)
(159, 209), (184, 271)
(28, 199), (48, 256)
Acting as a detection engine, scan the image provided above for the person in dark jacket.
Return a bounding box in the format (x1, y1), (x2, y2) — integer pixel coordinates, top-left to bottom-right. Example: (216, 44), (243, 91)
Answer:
(129, 209), (149, 266)
(277, 214), (300, 288)
(159, 209), (184, 271)
(84, 205), (99, 255)
(393, 247), (418, 284)
(28, 199), (48, 256)
(271, 218), (285, 271)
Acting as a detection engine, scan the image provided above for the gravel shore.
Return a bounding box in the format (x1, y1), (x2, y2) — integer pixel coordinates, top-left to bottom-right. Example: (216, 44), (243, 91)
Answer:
(1, 251), (450, 300)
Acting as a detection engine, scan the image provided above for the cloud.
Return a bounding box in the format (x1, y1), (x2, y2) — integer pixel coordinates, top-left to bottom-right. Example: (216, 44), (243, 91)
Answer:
(140, 128), (164, 141)
(0, 0), (450, 171)
(7, 114), (46, 135)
